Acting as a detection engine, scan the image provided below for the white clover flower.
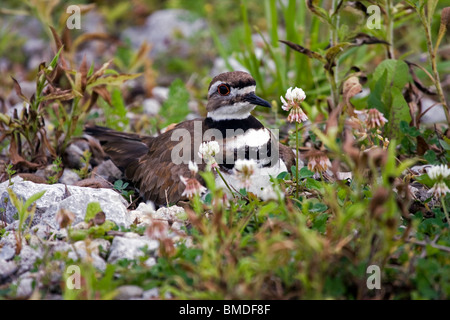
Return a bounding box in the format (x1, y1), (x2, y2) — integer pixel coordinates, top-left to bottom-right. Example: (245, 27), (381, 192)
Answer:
(198, 141), (220, 159)
(427, 164), (450, 181)
(234, 159), (257, 189)
(307, 150), (332, 173)
(280, 87), (308, 123)
(428, 182), (450, 198)
(198, 141), (220, 169)
(180, 175), (207, 198)
(427, 164), (450, 198)
(281, 87), (306, 111)
(287, 107), (309, 123)
(260, 186), (284, 201)
(366, 109), (388, 129)
(188, 160), (198, 174)
(234, 159), (257, 174)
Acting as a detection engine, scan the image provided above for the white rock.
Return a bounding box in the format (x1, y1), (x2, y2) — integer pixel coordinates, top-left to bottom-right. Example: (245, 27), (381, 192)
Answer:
(17, 245), (42, 274)
(123, 232), (141, 239)
(144, 257), (156, 267)
(67, 241), (106, 271)
(107, 236), (159, 264)
(0, 244), (15, 261)
(142, 288), (160, 300)
(59, 169), (81, 185)
(0, 259), (18, 280)
(143, 98), (161, 115)
(115, 285), (144, 300)
(94, 160), (123, 181)
(154, 205), (186, 222)
(152, 86), (170, 103)
(0, 176), (131, 228)
(129, 202), (156, 226)
(15, 277), (34, 298)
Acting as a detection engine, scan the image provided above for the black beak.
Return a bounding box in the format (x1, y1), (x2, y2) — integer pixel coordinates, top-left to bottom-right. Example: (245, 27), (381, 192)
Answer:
(243, 92), (271, 108)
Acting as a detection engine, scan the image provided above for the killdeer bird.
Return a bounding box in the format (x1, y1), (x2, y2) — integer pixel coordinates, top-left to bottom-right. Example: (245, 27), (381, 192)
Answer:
(85, 71), (295, 206)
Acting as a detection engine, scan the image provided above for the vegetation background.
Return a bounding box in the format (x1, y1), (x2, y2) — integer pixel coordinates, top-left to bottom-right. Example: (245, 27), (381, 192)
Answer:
(0, 0), (449, 299)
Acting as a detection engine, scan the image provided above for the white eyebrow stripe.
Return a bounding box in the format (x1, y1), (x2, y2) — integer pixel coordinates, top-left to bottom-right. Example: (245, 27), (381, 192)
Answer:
(208, 81), (222, 96)
(208, 82), (256, 97)
(230, 85), (255, 96)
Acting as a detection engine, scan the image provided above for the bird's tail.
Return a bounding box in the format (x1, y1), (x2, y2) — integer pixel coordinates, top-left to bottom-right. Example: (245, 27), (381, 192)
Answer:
(84, 125), (151, 178)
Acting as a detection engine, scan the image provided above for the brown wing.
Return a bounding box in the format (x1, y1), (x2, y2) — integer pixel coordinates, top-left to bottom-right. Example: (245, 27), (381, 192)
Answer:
(84, 125), (150, 172)
(86, 121), (208, 206)
(135, 120), (209, 205)
(279, 143), (296, 171)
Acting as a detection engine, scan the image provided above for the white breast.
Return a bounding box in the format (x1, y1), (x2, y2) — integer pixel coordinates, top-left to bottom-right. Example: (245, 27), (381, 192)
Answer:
(215, 159), (288, 197)
(226, 128), (271, 149)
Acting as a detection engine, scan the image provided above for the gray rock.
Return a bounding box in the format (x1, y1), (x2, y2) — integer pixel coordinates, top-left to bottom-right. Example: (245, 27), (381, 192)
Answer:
(115, 285), (144, 300)
(152, 86), (170, 103)
(0, 259), (17, 280)
(30, 223), (57, 240)
(142, 98), (161, 115)
(0, 244), (15, 261)
(17, 245), (42, 274)
(121, 9), (207, 57)
(35, 164), (56, 180)
(59, 169), (81, 185)
(67, 241), (106, 271)
(0, 231), (22, 256)
(0, 176), (131, 228)
(94, 159), (123, 181)
(144, 257), (156, 267)
(107, 236), (159, 264)
(64, 141), (91, 169)
(49, 241), (72, 253)
(15, 277), (34, 298)
(154, 205), (186, 222)
(129, 202), (156, 226)
(143, 288), (160, 300)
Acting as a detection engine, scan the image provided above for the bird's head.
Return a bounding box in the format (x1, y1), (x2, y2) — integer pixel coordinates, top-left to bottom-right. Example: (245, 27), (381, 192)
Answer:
(206, 71), (271, 121)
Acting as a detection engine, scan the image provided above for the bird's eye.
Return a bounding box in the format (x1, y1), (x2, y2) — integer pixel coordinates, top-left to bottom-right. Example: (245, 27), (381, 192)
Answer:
(217, 84), (230, 96)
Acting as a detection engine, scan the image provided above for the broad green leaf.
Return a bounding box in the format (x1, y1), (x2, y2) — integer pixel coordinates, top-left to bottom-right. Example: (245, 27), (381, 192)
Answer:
(299, 167), (314, 179)
(276, 171), (289, 180)
(312, 212), (328, 233)
(387, 87), (412, 141)
(305, 178), (323, 191)
(368, 70), (388, 114)
(310, 202), (328, 213)
(424, 150), (438, 164)
(415, 174), (434, 188)
(85, 202), (102, 223)
(372, 59), (411, 90)
(439, 139), (450, 151)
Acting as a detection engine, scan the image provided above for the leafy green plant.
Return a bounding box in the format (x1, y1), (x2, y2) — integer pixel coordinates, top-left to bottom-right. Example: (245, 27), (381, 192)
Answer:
(7, 188), (46, 254)
(113, 180), (135, 201)
(73, 150), (91, 180)
(5, 164), (16, 186)
(47, 156), (63, 184)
